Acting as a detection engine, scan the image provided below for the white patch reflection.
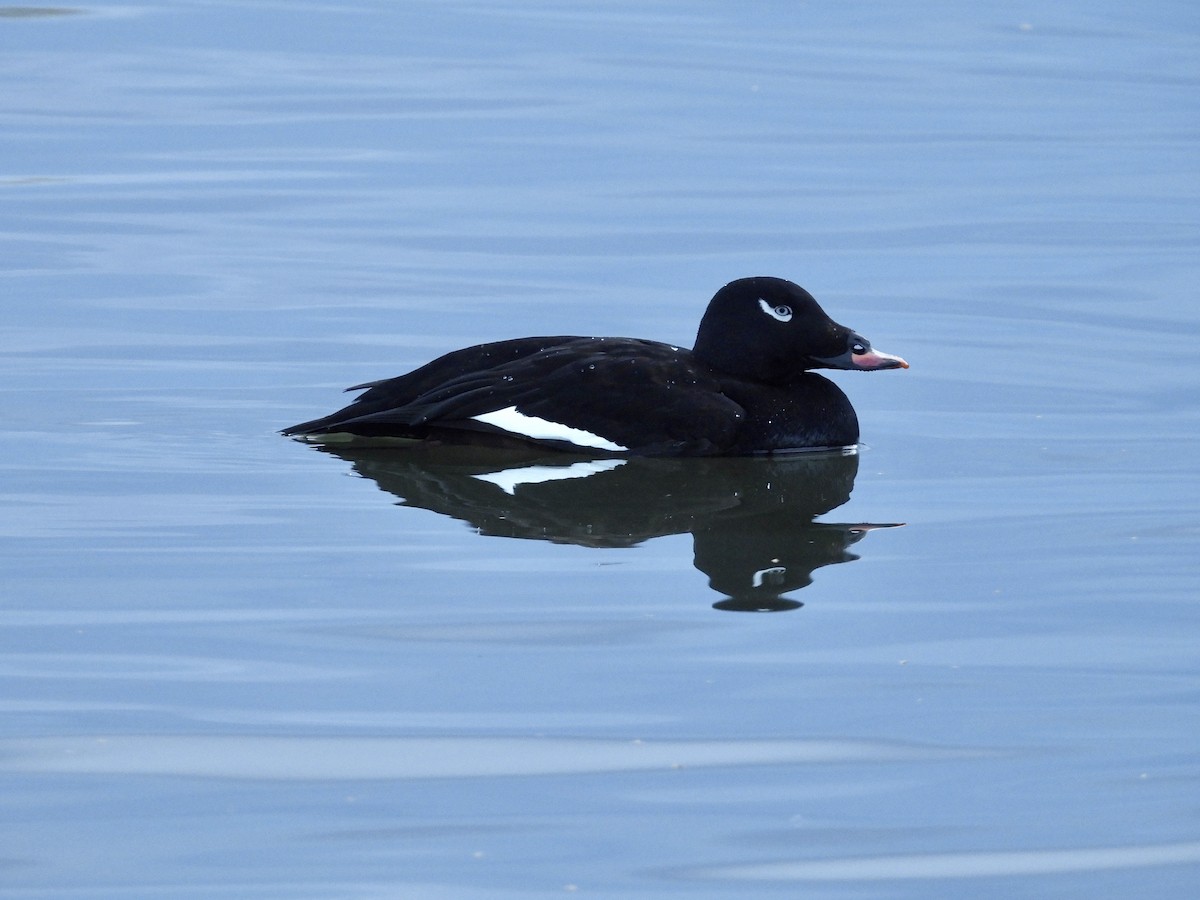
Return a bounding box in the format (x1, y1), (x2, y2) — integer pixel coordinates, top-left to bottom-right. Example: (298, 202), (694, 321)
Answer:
(472, 459), (626, 495)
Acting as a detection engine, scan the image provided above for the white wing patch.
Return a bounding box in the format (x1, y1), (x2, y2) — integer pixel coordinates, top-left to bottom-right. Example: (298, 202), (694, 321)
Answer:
(471, 405), (628, 452)
(473, 459), (627, 495)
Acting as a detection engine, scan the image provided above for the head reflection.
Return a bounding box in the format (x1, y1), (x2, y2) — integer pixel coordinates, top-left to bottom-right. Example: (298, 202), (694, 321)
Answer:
(311, 443), (900, 612)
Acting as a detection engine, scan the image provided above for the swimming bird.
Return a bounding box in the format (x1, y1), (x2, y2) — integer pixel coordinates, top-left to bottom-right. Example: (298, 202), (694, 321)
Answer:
(282, 276), (907, 456)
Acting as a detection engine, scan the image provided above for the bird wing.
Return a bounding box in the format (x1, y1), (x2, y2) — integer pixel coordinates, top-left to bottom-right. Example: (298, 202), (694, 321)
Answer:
(329, 338), (747, 455)
(282, 337), (576, 436)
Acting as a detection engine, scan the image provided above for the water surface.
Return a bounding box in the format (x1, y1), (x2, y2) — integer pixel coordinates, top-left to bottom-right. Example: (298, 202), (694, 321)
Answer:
(2, 2), (1198, 897)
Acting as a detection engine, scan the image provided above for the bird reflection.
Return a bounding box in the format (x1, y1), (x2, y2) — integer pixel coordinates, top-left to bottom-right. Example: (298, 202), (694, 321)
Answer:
(310, 442), (901, 612)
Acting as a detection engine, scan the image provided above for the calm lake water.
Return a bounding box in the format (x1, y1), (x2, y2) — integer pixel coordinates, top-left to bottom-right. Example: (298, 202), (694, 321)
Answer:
(3, 1), (1199, 897)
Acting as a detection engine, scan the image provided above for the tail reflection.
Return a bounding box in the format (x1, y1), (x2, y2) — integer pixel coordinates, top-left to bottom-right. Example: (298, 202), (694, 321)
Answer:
(311, 444), (901, 612)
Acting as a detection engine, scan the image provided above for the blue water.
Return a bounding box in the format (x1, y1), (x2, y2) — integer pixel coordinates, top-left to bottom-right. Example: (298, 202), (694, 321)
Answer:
(2, 2), (1198, 897)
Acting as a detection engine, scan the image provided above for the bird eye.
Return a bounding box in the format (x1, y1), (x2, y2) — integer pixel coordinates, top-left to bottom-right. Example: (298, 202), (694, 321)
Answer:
(758, 298), (793, 322)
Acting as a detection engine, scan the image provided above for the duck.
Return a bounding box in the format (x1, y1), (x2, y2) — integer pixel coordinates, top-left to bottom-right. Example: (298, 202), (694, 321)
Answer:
(282, 276), (908, 456)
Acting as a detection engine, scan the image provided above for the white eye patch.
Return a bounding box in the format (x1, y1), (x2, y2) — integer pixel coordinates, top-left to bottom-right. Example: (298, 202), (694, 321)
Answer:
(752, 565), (787, 588)
(758, 298), (793, 322)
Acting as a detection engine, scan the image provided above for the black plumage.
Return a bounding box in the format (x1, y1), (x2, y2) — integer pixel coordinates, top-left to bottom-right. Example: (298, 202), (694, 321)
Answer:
(282, 276), (907, 456)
